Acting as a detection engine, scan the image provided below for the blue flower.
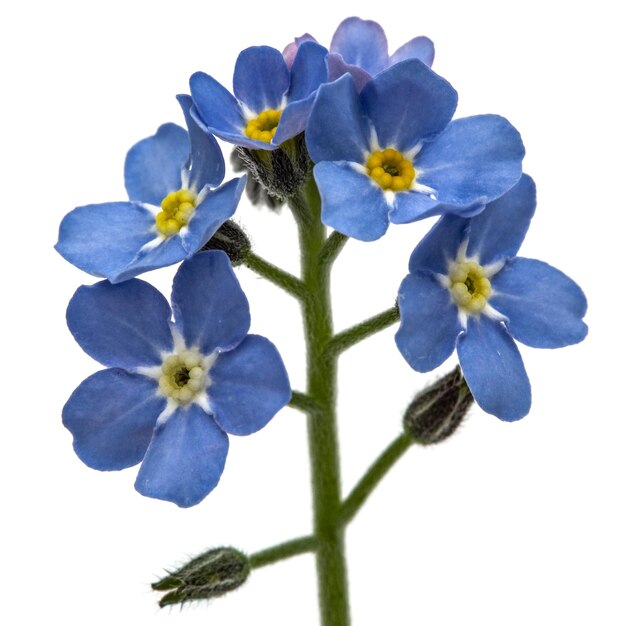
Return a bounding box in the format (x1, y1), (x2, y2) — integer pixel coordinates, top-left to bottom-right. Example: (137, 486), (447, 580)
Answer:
(395, 175), (588, 421)
(306, 61), (525, 241)
(62, 251), (291, 507)
(55, 96), (246, 283)
(284, 16), (435, 91)
(189, 42), (328, 150)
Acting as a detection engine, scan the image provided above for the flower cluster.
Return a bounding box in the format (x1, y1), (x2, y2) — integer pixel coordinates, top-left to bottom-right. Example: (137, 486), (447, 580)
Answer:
(56, 16), (587, 509)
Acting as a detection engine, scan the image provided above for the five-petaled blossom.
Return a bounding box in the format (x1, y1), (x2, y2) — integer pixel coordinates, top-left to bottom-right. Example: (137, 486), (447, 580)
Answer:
(283, 16), (435, 91)
(55, 96), (246, 283)
(62, 251), (291, 507)
(306, 59), (525, 241)
(395, 175), (588, 421)
(189, 42), (327, 150)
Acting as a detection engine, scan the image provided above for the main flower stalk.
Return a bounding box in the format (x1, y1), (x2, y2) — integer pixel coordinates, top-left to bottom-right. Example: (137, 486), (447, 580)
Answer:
(292, 176), (351, 626)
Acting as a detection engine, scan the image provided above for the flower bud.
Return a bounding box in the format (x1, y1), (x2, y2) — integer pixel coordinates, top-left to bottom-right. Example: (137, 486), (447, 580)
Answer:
(403, 366), (473, 445)
(152, 547), (250, 608)
(231, 150), (285, 210)
(233, 133), (312, 201)
(201, 220), (251, 266)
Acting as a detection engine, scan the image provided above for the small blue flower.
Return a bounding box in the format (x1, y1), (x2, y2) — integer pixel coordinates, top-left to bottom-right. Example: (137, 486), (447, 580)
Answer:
(284, 17), (435, 91)
(62, 251), (291, 507)
(55, 96), (246, 283)
(395, 175), (588, 421)
(189, 42), (328, 150)
(306, 61), (525, 241)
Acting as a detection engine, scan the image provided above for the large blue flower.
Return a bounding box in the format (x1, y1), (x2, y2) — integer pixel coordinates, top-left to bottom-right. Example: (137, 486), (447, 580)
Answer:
(189, 42), (328, 150)
(395, 175), (588, 421)
(55, 96), (245, 283)
(62, 251), (291, 507)
(283, 16), (435, 91)
(306, 61), (525, 241)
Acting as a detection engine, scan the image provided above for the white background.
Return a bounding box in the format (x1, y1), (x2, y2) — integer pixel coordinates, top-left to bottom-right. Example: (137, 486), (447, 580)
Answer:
(1, 1), (624, 624)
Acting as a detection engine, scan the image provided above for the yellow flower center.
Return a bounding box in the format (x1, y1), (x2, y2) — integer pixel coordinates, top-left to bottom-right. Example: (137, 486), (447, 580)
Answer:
(245, 109), (282, 143)
(448, 261), (492, 314)
(366, 148), (415, 191)
(155, 189), (197, 237)
(158, 349), (209, 405)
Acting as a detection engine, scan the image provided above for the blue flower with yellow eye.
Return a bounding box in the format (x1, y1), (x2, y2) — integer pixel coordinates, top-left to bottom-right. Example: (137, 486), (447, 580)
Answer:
(283, 16), (435, 91)
(55, 96), (245, 283)
(189, 42), (327, 150)
(62, 251), (291, 508)
(306, 59), (525, 241)
(395, 175), (588, 421)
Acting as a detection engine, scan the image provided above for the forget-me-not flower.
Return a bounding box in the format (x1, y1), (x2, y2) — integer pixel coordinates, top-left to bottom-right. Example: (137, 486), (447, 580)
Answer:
(55, 96), (246, 283)
(395, 175), (588, 421)
(62, 251), (291, 507)
(189, 42), (327, 150)
(284, 16), (435, 91)
(306, 60), (525, 241)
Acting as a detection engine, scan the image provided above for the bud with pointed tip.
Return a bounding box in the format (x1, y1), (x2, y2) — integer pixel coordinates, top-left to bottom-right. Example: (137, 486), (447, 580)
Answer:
(403, 366), (473, 445)
(153, 547), (250, 607)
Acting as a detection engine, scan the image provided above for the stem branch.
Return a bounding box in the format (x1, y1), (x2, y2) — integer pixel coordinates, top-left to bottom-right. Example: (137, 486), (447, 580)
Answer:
(340, 433), (413, 526)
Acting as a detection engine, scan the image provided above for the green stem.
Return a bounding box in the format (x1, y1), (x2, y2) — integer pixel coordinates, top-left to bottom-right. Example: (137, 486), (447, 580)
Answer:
(289, 391), (322, 415)
(340, 433), (413, 526)
(319, 231), (348, 271)
(326, 306), (400, 358)
(244, 251), (309, 301)
(250, 535), (317, 569)
(294, 176), (351, 626)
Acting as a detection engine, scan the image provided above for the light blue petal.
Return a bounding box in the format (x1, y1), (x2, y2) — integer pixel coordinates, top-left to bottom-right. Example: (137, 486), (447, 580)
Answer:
(314, 161), (390, 241)
(417, 115), (525, 206)
(288, 41), (328, 101)
(306, 74), (371, 163)
(67, 279), (173, 368)
(233, 46), (289, 113)
(63, 369), (164, 471)
(457, 316), (531, 421)
(113, 235), (187, 283)
(466, 174), (536, 264)
(390, 36), (435, 68)
(190, 71), (246, 137)
(361, 59), (457, 152)
(490, 258), (588, 348)
(55, 202), (155, 282)
(388, 190), (441, 225)
(272, 93), (315, 145)
(209, 335), (291, 436)
(135, 405), (228, 507)
(190, 104), (280, 151)
(326, 53), (372, 91)
(124, 124), (188, 206)
(171, 251), (250, 354)
(395, 272), (461, 372)
(180, 177), (246, 255)
(177, 94), (224, 189)
(408, 215), (470, 275)
(330, 17), (388, 76)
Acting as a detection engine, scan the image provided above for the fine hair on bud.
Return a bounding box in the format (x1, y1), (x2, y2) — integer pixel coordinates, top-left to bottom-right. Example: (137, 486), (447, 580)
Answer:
(233, 133), (312, 201)
(201, 220), (251, 266)
(152, 547), (251, 608)
(231, 150), (285, 210)
(403, 366), (473, 445)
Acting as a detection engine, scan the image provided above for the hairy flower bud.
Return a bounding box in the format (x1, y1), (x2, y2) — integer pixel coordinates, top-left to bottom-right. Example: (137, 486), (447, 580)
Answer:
(201, 220), (251, 266)
(231, 150), (285, 210)
(152, 547), (250, 607)
(403, 366), (473, 445)
(233, 133), (312, 201)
